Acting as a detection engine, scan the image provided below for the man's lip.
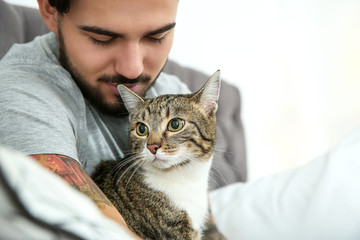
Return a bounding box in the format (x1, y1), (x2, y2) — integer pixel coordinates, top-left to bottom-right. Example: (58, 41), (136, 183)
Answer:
(106, 82), (142, 94)
(122, 83), (141, 92)
(122, 83), (138, 88)
(106, 82), (120, 95)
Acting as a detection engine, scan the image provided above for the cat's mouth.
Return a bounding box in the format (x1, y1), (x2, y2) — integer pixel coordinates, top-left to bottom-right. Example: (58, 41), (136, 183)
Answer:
(152, 157), (167, 165)
(149, 156), (172, 170)
(150, 157), (190, 171)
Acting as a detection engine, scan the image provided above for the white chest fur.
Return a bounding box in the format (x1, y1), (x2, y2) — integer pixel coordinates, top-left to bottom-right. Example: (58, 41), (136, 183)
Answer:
(142, 158), (212, 231)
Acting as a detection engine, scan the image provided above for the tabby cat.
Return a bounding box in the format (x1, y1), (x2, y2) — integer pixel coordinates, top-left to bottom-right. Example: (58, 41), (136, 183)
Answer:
(91, 70), (221, 240)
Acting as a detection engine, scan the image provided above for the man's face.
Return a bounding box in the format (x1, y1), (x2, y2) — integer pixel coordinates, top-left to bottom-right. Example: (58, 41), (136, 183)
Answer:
(57, 0), (178, 116)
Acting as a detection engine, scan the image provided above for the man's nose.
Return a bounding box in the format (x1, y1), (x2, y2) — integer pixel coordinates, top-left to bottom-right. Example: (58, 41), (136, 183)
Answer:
(114, 42), (144, 80)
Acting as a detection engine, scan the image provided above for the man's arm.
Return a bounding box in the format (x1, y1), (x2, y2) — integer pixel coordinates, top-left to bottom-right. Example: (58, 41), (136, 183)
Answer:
(30, 154), (141, 240)
(203, 198), (227, 240)
(203, 212), (227, 240)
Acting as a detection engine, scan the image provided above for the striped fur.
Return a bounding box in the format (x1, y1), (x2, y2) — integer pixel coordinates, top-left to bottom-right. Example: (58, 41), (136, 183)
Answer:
(92, 71), (221, 239)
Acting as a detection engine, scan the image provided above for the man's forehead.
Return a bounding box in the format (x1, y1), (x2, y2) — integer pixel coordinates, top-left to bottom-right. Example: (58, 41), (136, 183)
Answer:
(67, 0), (178, 17)
(66, 0), (178, 35)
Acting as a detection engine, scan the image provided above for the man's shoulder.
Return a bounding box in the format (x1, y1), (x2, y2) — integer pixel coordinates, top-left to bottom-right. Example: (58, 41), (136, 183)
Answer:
(146, 72), (191, 98)
(0, 32), (59, 68)
(0, 32), (82, 104)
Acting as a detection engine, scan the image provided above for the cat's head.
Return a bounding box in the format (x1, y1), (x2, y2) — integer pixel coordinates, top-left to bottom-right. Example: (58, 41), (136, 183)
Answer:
(117, 71), (221, 171)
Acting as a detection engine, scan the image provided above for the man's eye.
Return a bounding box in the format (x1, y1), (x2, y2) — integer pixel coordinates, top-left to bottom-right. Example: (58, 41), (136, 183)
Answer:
(148, 33), (168, 44)
(89, 37), (114, 46)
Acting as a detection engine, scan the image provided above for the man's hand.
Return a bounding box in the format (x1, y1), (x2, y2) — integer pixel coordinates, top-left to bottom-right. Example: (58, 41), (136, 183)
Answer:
(203, 212), (227, 240)
(203, 198), (227, 240)
(30, 154), (141, 240)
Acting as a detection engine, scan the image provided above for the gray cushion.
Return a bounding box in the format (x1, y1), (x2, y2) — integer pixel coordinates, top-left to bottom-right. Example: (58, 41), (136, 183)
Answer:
(0, 0), (247, 189)
(0, 1), (49, 58)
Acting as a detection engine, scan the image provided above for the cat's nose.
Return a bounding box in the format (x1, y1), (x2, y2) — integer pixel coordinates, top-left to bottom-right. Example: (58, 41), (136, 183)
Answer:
(147, 144), (160, 154)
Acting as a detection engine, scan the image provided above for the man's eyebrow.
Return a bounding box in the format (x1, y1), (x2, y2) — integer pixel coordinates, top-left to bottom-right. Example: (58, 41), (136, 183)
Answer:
(79, 26), (124, 38)
(78, 22), (176, 38)
(145, 22), (176, 36)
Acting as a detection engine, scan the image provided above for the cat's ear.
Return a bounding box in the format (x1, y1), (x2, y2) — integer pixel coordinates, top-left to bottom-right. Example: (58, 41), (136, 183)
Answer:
(195, 70), (221, 116)
(117, 85), (144, 114)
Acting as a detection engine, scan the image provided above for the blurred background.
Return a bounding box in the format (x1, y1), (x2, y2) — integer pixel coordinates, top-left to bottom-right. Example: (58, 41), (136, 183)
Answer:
(6, 0), (360, 180)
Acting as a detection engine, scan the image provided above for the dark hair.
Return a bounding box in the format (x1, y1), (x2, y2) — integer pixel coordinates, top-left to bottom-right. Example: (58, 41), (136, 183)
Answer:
(48, 0), (71, 14)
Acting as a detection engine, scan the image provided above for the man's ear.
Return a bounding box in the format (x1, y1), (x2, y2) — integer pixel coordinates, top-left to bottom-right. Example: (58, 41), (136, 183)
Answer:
(37, 0), (60, 34)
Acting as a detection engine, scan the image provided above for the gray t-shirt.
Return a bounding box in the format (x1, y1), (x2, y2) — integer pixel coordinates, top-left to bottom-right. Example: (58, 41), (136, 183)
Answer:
(0, 32), (190, 175)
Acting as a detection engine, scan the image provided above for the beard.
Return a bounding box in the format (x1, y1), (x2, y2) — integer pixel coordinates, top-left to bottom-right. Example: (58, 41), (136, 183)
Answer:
(57, 27), (164, 117)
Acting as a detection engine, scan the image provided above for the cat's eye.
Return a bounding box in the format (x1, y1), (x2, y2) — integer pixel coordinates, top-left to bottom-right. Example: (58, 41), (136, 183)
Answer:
(168, 118), (185, 132)
(136, 123), (148, 136)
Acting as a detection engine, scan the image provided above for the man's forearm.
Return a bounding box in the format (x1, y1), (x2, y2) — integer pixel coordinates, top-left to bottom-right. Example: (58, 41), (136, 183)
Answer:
(203, 197), (227, 240)
(203, 212), (227, 240)
(30, 154), (141, 239)
(31, 154), (114, 207)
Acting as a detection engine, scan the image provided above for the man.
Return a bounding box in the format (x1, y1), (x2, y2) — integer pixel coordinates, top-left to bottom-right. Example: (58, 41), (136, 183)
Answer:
(0, 0), (225, 238)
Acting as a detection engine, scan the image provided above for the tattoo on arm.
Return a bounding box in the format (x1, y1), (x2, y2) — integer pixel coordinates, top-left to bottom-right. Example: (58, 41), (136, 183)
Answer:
(30, 154), (112, 208)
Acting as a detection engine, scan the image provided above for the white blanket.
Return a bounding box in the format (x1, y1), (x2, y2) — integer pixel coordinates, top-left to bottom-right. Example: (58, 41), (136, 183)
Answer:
(1, 127), (360, 239)
(210, 127), (360, 240)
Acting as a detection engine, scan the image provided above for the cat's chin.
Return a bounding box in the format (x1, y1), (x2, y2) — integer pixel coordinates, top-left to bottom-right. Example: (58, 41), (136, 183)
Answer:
(142, 151), (177, 170)
(149, 157), (173, 170)
(151, 160), (167, 169)
(147, 157), (191, 171)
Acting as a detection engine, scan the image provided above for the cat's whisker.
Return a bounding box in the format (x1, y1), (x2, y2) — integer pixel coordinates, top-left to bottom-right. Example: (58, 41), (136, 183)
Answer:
(178, 153), (204, 175)
(110, 155), (136, 176)
(174, 161), (187, 181)
(185, 158), (223, 189)
(113, 155), (143, 183)
(203, 144), (229, 154)
(119, 156), (142, 175)
(115, 164), (139, 187)
(125, 159), (144, 190)
(121, 149), (134, 156)
(211, 147), (229, 154)
(207, 174), (223, 189)
(182, 152), (231, 188)
(211, 155), (243, 175)
(111, 160), (130, 176)
(208, 165), (229, 187)
(112, 155), (124, 160)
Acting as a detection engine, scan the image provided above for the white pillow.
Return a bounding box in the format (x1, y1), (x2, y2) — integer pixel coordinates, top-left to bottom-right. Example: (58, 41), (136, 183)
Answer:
(0, 146), (136, 240)
(210, 127), (360, 240)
